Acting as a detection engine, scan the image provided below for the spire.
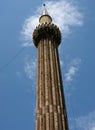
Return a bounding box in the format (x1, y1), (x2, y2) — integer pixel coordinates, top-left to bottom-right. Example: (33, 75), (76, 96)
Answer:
(42, 4), (48, 15)
(39, 4), (52, 24)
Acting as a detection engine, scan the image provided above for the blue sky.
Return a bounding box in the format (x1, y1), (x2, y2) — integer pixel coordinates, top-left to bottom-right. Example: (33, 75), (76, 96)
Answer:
(0, 0), (95, 130)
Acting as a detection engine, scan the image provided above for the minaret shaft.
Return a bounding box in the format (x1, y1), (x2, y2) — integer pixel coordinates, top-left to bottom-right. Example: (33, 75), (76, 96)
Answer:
(33, 5), (69, 130)
(36, 39), (68, 130)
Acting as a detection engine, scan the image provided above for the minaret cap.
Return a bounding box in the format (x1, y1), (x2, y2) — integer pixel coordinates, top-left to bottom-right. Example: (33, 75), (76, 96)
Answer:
(39, 4), (52, 24)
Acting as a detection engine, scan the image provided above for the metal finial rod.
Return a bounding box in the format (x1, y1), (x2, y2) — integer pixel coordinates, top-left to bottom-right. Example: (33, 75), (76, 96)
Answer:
(39, 3), (52, 24)
(43, 4), (45, 6)
(42, 3), (48, 15)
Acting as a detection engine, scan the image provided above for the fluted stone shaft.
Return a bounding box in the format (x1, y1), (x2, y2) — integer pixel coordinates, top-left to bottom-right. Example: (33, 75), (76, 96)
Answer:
(33, 23), (69, 130)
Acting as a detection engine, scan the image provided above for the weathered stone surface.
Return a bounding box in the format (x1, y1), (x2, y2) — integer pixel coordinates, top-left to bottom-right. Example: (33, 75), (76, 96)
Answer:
(34, 38), (69, 130)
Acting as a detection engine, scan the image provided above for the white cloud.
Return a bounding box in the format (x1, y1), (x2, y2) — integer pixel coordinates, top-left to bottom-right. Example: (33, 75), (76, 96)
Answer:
(21, 0), (83, 47)
(61, 58), (81, 96)
(65, 58), (81, 82)
(65, 66), (77, 81)
(60, 60), (64, 67)
(24, 57), (36, 80)
(21, 15), (39, 47)
(70, 110), (95, 130)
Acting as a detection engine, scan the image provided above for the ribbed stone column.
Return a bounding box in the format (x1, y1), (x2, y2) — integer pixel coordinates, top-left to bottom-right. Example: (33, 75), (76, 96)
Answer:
(33, 16), (69, 130)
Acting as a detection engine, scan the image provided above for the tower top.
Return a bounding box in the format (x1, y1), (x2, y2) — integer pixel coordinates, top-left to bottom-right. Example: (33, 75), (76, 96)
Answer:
(39, 4), (52, 24)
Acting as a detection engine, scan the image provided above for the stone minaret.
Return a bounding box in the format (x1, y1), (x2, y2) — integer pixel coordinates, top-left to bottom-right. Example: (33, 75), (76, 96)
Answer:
(33, 4), (69, 130)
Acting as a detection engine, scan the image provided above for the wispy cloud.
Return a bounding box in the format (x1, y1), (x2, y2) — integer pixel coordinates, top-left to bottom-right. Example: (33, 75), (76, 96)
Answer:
(70, 110), (95, 130)
(60, 58), (82, 96)
(21, 0), (83, 47)
(24, 57), (36, 80)
(65, 58), (81, 83)
(65, 66), (78, 81)
(21, 15), (39, 47)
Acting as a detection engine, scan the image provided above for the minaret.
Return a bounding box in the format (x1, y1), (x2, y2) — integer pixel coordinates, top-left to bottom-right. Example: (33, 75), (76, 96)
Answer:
(33, 4), (69, 130)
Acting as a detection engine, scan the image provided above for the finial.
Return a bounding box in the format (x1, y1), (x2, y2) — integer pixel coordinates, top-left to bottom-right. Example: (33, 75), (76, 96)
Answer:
(42, 3), (48, 15)
(43, 3), (45, 6)
(39, 4), (52, 24)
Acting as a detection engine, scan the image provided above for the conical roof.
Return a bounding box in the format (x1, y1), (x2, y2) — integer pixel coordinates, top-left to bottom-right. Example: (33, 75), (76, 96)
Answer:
(39, 4), (52, 24)
(42, 4), (48, 15)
